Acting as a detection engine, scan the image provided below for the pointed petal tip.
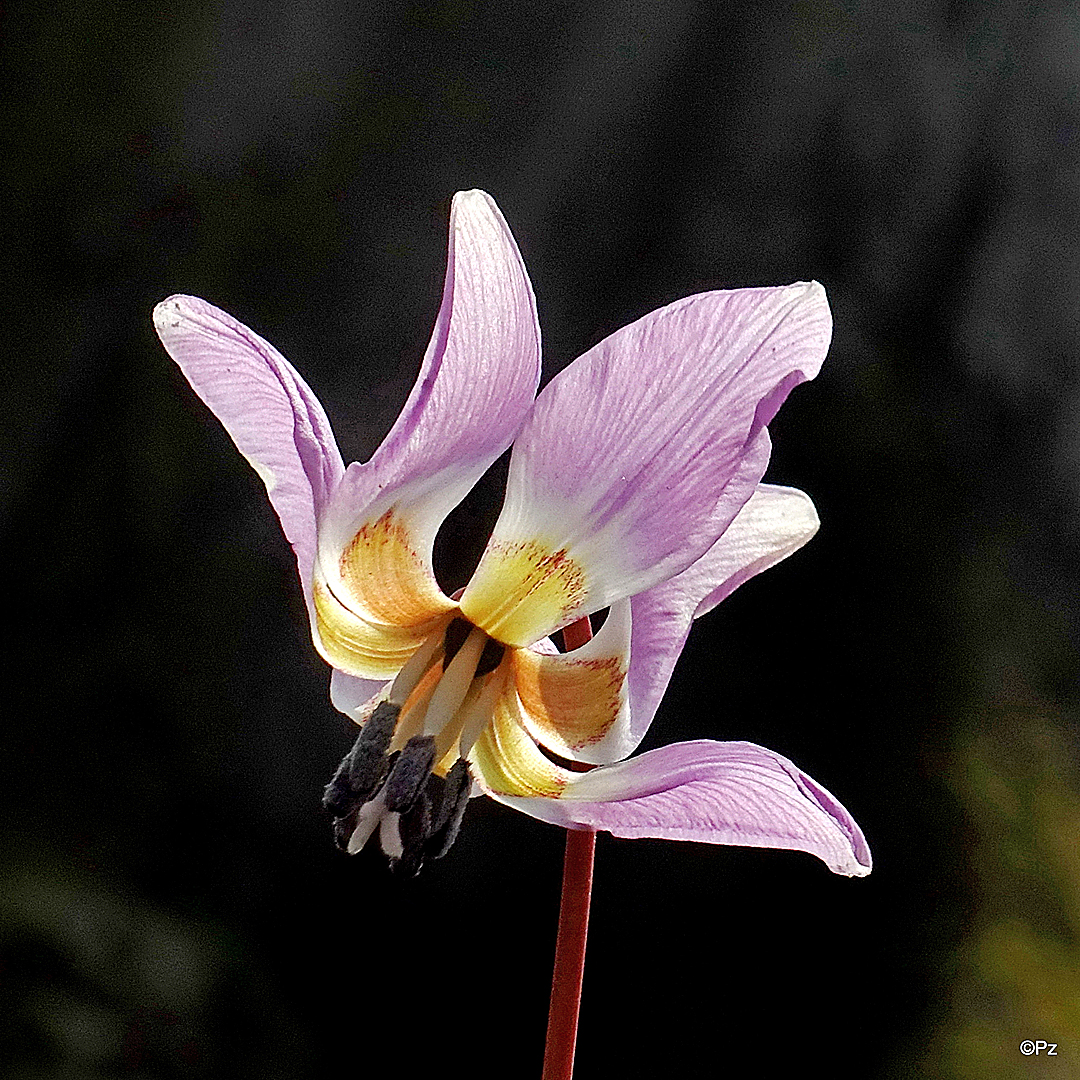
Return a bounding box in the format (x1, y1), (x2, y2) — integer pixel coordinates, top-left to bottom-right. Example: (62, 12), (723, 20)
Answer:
(772, 279), (830, 328)
(793, 766), (872, 877)
(796, 279), (831, 319)
(150, 291), (345, 629)
(786, 278), (826, 299)
(450, 190), (498, 223)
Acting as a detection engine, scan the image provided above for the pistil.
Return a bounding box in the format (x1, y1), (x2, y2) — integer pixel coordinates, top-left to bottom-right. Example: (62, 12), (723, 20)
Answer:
(322, 700), (400, 849)
(422, 625), (487, 736)
(456, 666), (508, 757)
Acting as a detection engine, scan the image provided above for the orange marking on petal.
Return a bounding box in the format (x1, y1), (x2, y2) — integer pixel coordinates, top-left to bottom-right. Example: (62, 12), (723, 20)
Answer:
(512, 647), (625, 754)
(460, 540), (587, 647)
(313, 581), (446, 680)
(338, 508), (454, 626)
(469, 683), (570, 798)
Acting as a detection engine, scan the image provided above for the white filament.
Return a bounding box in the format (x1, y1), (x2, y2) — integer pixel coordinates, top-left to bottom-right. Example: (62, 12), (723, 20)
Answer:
(388, 629), (444, 707)
(422, 627), (487, 737)
(457, 667), (508, 757)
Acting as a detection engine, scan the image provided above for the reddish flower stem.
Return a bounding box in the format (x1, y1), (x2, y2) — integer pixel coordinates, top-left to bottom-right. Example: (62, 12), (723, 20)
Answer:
(542, 828), (595, 1080)
(541, 615), (596, 1080)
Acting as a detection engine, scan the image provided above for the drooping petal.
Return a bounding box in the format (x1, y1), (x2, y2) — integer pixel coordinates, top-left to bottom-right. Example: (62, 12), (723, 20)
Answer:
(491, 740), (871, 877)
(626, 481), (820, 748)
(512, 600), (636, 765)
(153, 295), (344, 625)
(316, 190), (541, 639)
(461, 283), (830, 646)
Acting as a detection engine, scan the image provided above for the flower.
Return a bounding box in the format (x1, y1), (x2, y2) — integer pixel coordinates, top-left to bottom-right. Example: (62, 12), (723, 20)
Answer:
(153, 190), (871, 879)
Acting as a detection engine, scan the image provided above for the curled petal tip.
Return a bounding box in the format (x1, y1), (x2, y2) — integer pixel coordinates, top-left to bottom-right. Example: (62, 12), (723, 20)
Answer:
(792, 766), (872, 876)
(781, 279), (830, 325)
(153, 294), (223, 336)
(784, 279), (826, 302)
(799, 279), (831, 324)
(488, 740), (871, 878)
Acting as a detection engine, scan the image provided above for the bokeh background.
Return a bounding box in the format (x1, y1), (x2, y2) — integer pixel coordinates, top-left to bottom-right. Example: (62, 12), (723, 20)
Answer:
(4, 0), (1080, 1076)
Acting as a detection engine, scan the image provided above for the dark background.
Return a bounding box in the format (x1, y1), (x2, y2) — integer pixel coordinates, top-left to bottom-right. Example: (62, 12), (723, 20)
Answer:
(4, 0), (1080, 1077)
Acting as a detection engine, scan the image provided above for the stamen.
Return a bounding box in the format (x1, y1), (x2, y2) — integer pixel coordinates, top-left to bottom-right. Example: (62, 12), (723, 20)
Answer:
(426, 758), (472, 860)
(384, 735), (437, 812)
(432, 679), (481, 765)
(389, 668), (441, 751)
(324, 621), (495, 871)
(392, 759), (473, 875)
(395, 786), (434, 877)
(322, 701), (400, 821)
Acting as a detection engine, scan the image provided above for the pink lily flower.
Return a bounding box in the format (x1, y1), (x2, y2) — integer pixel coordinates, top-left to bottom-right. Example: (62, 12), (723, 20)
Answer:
(153, 190), (870, 879)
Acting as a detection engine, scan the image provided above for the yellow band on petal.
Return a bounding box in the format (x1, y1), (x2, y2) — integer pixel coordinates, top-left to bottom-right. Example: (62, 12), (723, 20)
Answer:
(460, 539), (587, 647)
(469, 683), (571, 798)
(512, 647), (625, 756)
(314, 581), (448, 680)
(338, 508), (455, 626)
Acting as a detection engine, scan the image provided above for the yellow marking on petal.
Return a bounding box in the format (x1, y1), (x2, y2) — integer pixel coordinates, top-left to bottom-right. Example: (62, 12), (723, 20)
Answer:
(338, 508), (455, 626)
(469, 683), (571, 798)
(313, 581), (447, 680)
(460, 540), (587, 647)
(512, 646), (625, 755)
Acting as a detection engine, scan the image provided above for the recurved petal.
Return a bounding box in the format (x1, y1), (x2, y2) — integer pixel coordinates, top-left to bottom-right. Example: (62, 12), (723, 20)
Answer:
(313, 580), (449, 680)
(468, 678), (574, 799)
(493, 740), (871, 877)
(461, 283), (829, 645)
(512, 600), (636, 765)
(627, 481), (820, 748)
(317, 191), (541, 627)
(153, 295), (344, 624)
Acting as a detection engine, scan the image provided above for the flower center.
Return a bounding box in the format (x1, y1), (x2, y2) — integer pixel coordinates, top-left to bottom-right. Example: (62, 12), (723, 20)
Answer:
(322, 615), (506, 875)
